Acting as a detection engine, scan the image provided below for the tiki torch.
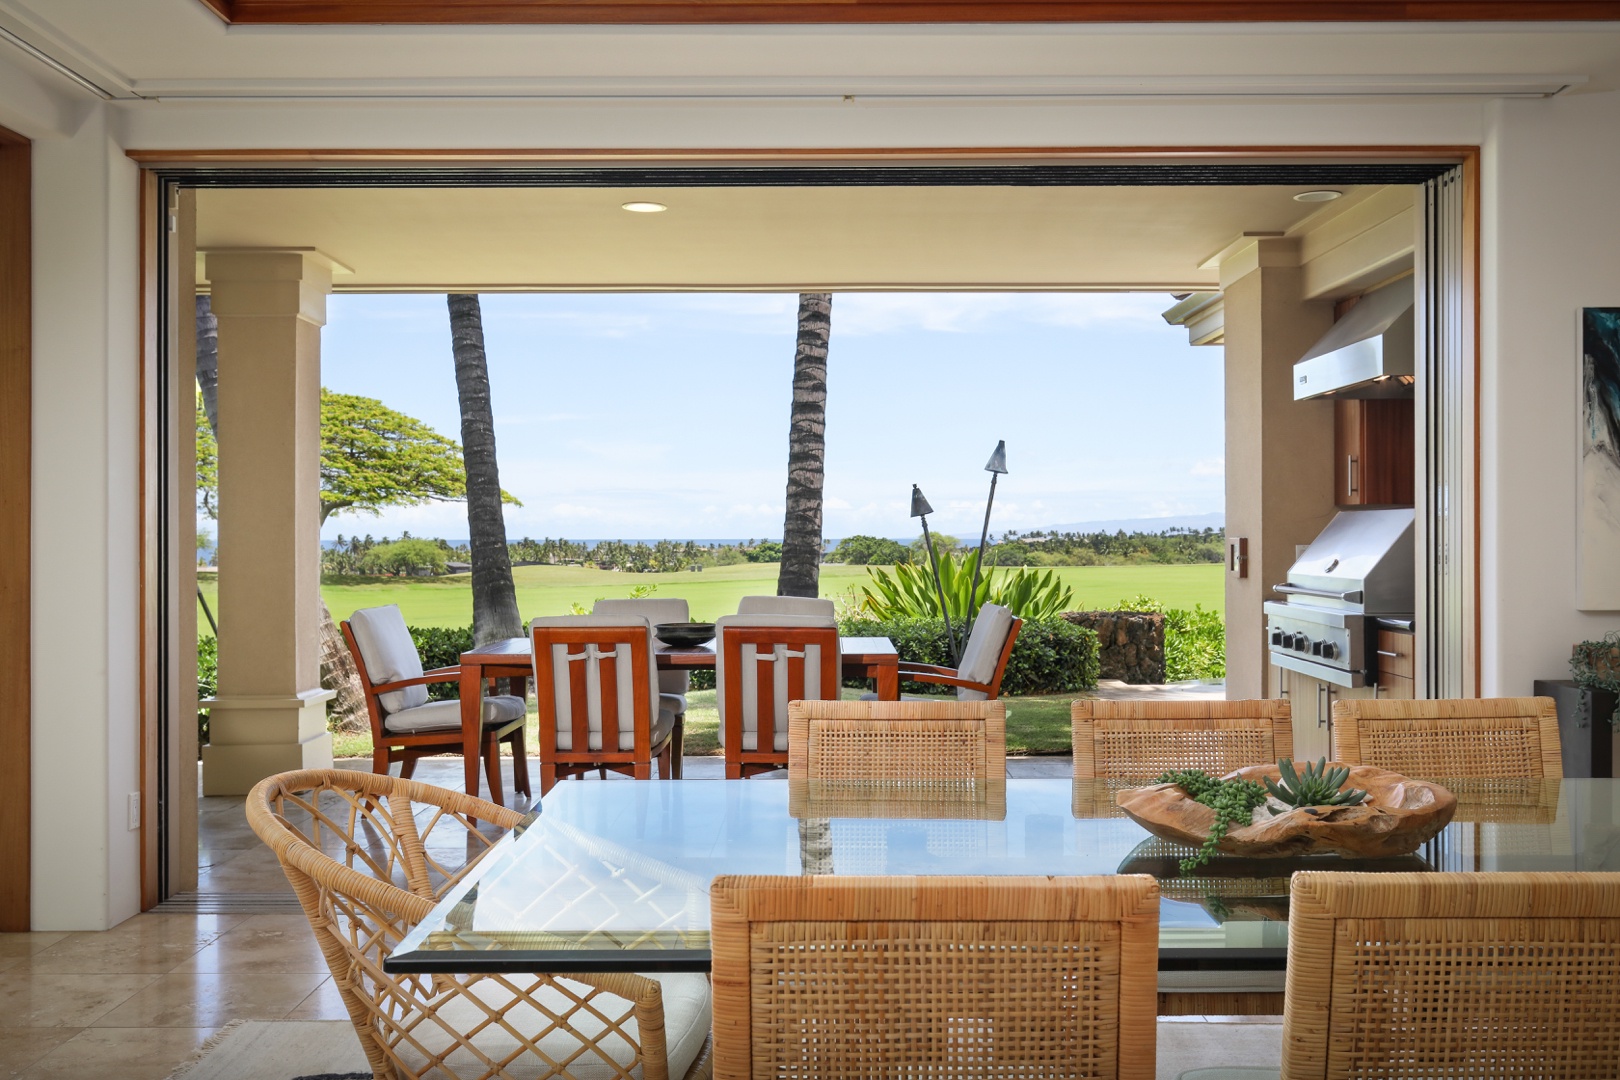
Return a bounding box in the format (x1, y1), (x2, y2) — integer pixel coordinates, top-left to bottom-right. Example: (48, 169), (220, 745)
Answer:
(966, 440), (1008, 640)
(911, 484), (959, 666)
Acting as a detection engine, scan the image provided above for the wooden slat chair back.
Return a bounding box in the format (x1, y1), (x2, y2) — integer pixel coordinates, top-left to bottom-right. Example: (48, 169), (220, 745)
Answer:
(245, 769), (714, 1080)
(715, 614), (838, 778)
(891, 602), (1023, 700)
(531, 615), (678, 794)
(341, 607), (528, 805)
(786, 698), (1007, 786)
(1284, 870), (1620, 1080)
(1331, 696), (1563, 778)
(1071, 699), (1294, 781)
(709, 874), (1160, 1079)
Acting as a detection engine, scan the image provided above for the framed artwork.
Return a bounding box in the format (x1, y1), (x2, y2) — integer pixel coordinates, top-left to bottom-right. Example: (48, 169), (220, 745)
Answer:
(1580, 308), (1620, 610)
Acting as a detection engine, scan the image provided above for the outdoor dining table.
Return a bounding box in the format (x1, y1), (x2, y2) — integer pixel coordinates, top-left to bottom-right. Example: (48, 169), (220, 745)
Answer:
(386, 776), (1620, 991)
(454, 635), (902, 805)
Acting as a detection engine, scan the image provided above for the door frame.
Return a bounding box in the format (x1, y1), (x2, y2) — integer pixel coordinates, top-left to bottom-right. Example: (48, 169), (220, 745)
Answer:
(132, 144), (1480, 905)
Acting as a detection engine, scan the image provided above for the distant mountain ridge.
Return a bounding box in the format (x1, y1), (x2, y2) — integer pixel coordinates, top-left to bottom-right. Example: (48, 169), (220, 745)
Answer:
(1017, 512), (1224, 535)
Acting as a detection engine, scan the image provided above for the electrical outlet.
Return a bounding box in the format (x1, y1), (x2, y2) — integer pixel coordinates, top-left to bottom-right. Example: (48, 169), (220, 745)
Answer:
(127, 792), (141, 831)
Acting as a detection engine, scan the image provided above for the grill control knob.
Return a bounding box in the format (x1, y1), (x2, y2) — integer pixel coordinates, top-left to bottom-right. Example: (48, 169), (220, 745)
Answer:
(1294, 636), (1310, 652)
(1318, 642), (1339, 660)
(1270, 629), (1284, 646)
(1310, 639), (1324, 656)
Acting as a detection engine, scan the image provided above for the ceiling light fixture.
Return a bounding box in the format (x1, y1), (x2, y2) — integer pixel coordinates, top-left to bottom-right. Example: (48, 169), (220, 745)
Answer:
(621, 201), (668, 213)
(1293, 190), (1344, 204)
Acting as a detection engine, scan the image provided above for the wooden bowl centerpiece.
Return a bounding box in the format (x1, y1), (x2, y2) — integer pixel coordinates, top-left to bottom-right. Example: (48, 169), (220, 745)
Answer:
(1117, 760), (1456, 862)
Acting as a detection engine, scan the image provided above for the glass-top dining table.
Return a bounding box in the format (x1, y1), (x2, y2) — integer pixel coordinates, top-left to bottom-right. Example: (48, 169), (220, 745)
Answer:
(387, 776), (1620, 979)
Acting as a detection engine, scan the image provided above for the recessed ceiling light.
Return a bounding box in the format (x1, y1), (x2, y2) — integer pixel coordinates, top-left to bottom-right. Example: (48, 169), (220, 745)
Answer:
(621, 201), (668, 213)
(1293, 190), (1344, 204)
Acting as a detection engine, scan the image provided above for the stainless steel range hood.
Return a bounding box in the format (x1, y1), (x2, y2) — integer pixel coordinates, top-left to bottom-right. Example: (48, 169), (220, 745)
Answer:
(1293, 280), (1414, 401)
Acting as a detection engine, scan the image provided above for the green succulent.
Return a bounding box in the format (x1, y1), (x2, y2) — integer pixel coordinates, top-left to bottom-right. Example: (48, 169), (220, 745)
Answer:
(1263, 758), (1368, 815)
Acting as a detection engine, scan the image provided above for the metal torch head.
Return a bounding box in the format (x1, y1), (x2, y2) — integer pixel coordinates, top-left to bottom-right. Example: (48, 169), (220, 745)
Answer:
(984, 440), (1008, 475)
(910, 485), (934, 518)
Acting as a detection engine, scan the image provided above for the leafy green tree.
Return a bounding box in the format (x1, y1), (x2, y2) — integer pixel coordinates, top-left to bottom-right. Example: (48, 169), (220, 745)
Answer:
(909, 532), (960, 560)
(361, 538), (449, 577)
(747, 540), (785, 563)
(830, 534), (908, 565)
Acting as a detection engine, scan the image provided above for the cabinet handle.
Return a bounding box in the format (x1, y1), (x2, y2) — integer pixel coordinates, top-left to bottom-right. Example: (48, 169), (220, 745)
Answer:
(1317, 683), (1327, 728)
(1376, 649), (1401, 659)
(1347, 454), (1359, 496)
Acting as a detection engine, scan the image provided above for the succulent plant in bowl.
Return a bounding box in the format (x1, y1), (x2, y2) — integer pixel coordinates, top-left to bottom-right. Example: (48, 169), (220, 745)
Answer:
(1263, 758), (1368, 813)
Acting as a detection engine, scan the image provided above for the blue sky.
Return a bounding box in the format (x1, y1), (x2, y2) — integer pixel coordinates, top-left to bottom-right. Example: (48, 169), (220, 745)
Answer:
(314, 292), (1223, 543)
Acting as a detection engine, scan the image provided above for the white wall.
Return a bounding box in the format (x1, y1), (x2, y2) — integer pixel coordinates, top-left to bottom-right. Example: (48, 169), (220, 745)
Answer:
(1481, 92), (1620, 697)
(17, 64), (1620, 925)
(30, 103), (142, 930)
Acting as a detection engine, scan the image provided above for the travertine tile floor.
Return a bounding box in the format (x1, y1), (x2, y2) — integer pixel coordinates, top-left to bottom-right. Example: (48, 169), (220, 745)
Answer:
(3, 753), (1093, 1079)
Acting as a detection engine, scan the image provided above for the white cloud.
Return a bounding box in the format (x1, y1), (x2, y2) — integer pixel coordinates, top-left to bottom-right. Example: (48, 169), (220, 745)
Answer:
(1190, 458), (1226, 477)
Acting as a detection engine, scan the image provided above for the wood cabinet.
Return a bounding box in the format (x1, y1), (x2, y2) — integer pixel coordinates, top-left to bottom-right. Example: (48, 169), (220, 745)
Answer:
(1373, 629), (1414, 699)
(1335, 399), (1414, 507)
(1272, 665), (1386, 762)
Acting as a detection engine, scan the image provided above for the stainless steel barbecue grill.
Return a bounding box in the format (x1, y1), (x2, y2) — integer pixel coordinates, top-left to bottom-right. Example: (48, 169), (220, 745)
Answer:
(1263, 507), (1414, 689)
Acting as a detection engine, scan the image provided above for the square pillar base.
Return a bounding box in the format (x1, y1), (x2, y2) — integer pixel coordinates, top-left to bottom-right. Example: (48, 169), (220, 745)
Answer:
(201, 690), (336, 796)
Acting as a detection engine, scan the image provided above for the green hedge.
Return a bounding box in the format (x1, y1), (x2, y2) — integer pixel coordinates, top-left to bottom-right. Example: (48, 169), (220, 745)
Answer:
(837, 615), (1099, 696)
(408, 624), (477, 700)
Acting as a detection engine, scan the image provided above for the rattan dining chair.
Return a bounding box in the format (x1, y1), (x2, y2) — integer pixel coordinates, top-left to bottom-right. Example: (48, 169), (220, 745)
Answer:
(786, 698), (1007, 785)
(1071, 699), (1294, 781)
(1331, 696), (1563, 778)
(246, 769), (713, 1080)
(709, 874), (1160, 1079)
(1282, 870), (1620, 1079)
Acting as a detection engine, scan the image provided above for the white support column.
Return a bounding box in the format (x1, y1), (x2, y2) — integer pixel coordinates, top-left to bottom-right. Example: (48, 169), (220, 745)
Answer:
(201, 249), (336, 794)
(1221, 238), (1337, 700)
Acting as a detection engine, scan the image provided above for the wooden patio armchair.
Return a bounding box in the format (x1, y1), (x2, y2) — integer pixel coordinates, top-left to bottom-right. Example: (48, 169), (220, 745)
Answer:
(530, 615), (682, 793)
(709, 874), (1160, 1079)
(1283, 870), (1620, 1079)
(342, 604), (528, 805)
(246, 769), (713, 1080)
(1071, 699), (1294, 781)
(715, 614), (839, 778)
(1331, 696), (1563, 778)
(892, 602), (1022, 700)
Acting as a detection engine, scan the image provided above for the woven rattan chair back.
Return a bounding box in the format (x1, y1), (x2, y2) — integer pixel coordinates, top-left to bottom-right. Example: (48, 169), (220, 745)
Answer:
(709, 874), (1160, 1079)
(786, 699), (1007, 786)
(1284, 870), (1620, 1079)
(1071, 699), (1294, 781)
(1331, 696), (1563, 778)
(246, 769), (710, 1080)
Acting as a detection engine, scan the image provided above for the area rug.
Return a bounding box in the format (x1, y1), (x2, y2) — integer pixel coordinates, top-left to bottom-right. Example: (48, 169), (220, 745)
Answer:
(167, 1017), (1282, 1079)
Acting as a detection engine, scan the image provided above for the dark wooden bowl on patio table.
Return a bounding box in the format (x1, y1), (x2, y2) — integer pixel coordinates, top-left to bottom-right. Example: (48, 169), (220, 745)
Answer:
(654, 622), (716, 648)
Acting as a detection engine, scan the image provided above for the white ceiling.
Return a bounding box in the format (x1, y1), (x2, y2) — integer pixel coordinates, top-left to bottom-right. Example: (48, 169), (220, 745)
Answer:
(2, 0), (1619, 101)
(194, 182), (1384, 292)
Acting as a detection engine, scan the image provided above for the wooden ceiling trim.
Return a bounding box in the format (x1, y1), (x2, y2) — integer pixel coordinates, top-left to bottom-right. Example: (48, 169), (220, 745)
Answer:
(201, 1), (1620, 24)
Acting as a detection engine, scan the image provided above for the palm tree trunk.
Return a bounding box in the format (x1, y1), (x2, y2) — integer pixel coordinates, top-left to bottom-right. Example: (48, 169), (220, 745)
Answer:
(777, 293), (831, 599)
(448, 294), (523, 645)
(196, 294), (367, 730)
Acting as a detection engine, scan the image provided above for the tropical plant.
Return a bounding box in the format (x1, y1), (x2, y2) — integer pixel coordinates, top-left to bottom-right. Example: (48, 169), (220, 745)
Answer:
(1264, 758), (1368, 812)
(1155, 769), (1269, 873)
(859, 549), (1073, 622)
(448, 293), (523, 646)
(777, 292), (831, 598)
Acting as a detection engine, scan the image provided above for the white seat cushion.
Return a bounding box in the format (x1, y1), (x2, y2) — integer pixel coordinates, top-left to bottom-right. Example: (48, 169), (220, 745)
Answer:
(955, 603), (1015, 701)
(383, 695), (527, 734)
(403, 972), (712, 1080)
(348, 604), (429, 714)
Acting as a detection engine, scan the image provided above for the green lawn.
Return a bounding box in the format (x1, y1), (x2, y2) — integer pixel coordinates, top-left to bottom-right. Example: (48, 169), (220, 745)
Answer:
(200, 561), (1224, 630)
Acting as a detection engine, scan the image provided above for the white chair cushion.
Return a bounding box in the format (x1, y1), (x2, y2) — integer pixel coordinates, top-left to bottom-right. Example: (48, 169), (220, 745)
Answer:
(382, 695), (526, 734)
(348, 604), (429, 714)
(594, 598), (692, 699)
(956, 603), (1015, 701)
(405, 972), (712, 1080)
(737, 594), (836, 618)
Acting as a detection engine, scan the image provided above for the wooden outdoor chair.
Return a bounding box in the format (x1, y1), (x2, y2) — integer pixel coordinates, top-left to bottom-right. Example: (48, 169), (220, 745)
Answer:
(1283, 870), (1620, 1079)
(715, 613), (839, 778)
(787, 698), (1007, 785)
(735, 594), (836, 618)
(530, 614), (682, 793)
(709, 874), (1160, 1079)
(342, 604), (529, 805)
(887, 602), (1023, 701)
(1331, 696), (1563, 778)
(246, 769), (713, 1080)
(1071, 699), (1294, 781)
(593, 597), (693, 776)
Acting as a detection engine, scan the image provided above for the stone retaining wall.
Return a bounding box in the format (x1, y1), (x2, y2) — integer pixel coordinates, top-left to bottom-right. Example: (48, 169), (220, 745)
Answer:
(1061, 611), (1166, 684)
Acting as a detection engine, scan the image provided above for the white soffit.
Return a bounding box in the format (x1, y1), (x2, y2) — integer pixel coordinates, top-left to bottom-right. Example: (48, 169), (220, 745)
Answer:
(194, 183), (1385, 293)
